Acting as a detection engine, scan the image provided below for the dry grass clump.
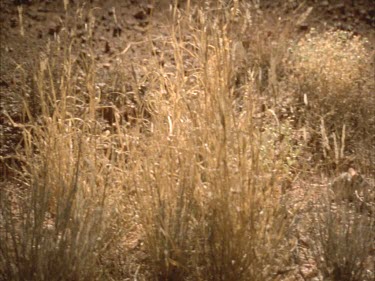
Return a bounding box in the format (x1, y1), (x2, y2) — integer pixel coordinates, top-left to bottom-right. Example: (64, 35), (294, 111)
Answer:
(0, 28), (129, 280)
(129, 3), (297, 280)
(308, 196), (374, 281)
(289, 29), (375, 168)
(1, 2), (298, 279)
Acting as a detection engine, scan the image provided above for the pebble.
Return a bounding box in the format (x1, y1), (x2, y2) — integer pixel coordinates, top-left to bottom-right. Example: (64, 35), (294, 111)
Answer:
(102, 63), (111, 69)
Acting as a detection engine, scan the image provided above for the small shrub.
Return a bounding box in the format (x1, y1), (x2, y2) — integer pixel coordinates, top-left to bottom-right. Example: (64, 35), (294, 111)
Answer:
(289, 29), (375, 168)
(293, 29), (369, 95)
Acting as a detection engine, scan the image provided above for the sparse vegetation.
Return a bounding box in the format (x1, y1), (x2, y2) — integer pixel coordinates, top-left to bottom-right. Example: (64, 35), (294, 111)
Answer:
(1, 1), (374, 280)
(289, 28), (375, 170)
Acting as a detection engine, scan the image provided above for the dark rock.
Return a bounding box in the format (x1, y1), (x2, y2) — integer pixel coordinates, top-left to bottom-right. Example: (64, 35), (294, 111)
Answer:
(0, 80), (9, 87)
(298, 23), (309, 31)
(143, 4), (154, 15)
(13, 0), (32, 6)
(113, 26), (122, 37)
(10, 18), (17, 28)
(48, 25), (61, 36)
(104, 41), (111, 53)
(134, 10), (147, 21)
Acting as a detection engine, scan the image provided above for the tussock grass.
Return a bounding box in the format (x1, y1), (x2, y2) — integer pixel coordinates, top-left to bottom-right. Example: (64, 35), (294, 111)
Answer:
(309, 197), (374, 281)
(127, 3), (296, 280)
(0, 26), (128, 280)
